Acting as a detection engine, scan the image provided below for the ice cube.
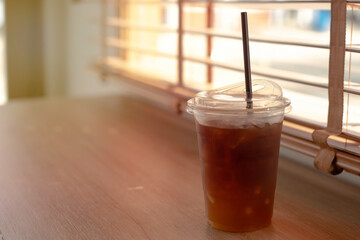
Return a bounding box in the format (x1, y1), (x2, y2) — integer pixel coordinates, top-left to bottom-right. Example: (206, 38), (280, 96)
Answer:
(245, 207), (253, 215)
(207, 191), (215, 204)
(254, 186), (262, 195)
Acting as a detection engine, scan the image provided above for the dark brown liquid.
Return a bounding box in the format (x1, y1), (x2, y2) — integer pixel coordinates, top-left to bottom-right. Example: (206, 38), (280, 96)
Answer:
(196, 121), (283, 232)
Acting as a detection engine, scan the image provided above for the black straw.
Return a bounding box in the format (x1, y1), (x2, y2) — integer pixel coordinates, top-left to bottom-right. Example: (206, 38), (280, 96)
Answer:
(241, 12), (253, 109)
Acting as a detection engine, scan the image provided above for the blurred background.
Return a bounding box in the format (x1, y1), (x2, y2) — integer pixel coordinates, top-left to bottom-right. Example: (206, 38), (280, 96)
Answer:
(0, 0), (122, 105)
(0, 0), (359, 135)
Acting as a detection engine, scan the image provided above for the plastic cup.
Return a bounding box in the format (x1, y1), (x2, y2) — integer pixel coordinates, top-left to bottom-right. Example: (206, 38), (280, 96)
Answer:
(187, 80), (291, 232)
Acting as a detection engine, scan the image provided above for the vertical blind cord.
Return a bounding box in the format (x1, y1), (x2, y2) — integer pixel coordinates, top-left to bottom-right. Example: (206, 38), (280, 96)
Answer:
(312, 0), (346, 175)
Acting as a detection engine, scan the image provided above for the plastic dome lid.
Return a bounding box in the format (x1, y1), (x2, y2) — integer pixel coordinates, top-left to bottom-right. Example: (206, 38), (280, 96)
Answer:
(187, 79), (291, 115)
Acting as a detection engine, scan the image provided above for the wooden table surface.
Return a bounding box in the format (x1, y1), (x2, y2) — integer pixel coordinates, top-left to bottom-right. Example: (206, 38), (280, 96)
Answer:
(0, 96), (359, 240)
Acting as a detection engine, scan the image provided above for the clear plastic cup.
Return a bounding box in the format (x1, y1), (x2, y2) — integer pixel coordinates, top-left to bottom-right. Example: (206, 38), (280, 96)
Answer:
(187, 80), (291, 232)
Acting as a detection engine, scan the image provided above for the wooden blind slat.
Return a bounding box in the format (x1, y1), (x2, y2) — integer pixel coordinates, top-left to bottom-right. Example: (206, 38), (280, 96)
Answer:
(184, 27), (330, 49)
(346, 47), (360, 53)
(106, 39), (177, 58)
(107, 18), (177, 32)
(183, 0), (331, 9)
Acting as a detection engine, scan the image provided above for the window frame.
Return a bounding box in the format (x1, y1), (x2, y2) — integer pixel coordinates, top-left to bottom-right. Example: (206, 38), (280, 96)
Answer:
(100, 0), (360, 176)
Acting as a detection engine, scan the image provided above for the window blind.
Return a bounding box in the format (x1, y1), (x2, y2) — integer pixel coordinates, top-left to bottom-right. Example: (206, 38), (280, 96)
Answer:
(99, 0), (360, 176)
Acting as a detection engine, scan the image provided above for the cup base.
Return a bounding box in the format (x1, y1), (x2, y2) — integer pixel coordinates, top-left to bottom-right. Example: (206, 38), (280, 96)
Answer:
(208, 219), (271, 233)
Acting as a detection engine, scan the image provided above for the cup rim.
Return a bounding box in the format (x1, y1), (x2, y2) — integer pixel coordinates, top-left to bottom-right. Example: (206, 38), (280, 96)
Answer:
(186, 80), (291, 116)
(187, 97), (291, 115)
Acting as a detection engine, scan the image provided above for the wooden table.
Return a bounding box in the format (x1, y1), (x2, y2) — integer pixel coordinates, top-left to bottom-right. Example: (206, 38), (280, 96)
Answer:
(0, 96), (359, 240)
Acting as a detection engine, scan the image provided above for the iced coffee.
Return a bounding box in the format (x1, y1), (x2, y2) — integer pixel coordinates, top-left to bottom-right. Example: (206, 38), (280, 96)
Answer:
(187, 80), (291, 232)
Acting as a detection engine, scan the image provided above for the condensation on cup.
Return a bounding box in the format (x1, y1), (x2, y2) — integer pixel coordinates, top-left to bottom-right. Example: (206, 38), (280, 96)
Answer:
(187, 79), (291, 232)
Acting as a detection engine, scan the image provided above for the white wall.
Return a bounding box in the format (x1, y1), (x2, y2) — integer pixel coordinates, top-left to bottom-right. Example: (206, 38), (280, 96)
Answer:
(5, 0), (44, 99)
(43, 0), (122, 98)
(43, 0), (67, 96)
(0, 0), (6, 104)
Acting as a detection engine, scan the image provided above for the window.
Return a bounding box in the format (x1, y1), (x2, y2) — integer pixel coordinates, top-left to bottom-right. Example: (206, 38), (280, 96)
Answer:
(101, 0), (360, 176)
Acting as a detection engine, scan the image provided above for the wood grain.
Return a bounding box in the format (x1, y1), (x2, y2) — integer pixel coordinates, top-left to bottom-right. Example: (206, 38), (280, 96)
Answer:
(0, 96), (359, 240)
